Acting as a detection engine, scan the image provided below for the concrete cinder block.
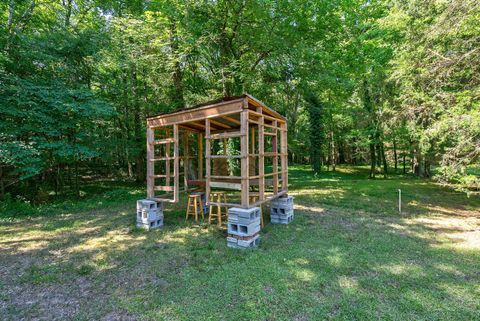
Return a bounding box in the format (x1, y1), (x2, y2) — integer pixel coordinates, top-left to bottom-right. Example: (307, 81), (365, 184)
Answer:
(136, 215), (164, 230)
(227, 234), (260, 249)
(271, 213), (294, 224)
(227, 221), (260, 236)
(137, 199), (161, 211)
(271, 196), (294, 207)
(228, 207), (261, 225)
(270, 207), (293, 217)
(137, 208), (163, 222)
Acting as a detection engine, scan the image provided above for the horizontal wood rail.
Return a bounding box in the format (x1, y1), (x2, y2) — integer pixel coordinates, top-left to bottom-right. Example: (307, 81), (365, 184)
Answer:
(150, 157), (175, 161)
(206, 131), (244, 140)
(154, 186), (174, 191)
(209, 175), (242, 180)
(209, 154), (243, 159)
(153, 138), (175, 145)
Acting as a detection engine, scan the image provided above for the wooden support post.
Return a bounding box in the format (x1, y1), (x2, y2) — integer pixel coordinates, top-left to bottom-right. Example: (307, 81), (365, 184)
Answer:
(280, 122), (288, 191)
(183, 131), (189, 191)
(250, 127), (255, 176)
(272, 120), (279, 195)
(258, 114), (265, 201)
(240, 110), (249, 208)
(205, 119), (211, 205)
(166, 140), (171, 187)
(147, 126), (154, 198)
(173, 124), (179, 202)
(198, 133), (203, 179)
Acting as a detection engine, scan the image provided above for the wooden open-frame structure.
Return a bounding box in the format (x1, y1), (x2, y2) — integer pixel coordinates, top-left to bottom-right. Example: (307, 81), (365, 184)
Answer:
(146, 94), (288, 209)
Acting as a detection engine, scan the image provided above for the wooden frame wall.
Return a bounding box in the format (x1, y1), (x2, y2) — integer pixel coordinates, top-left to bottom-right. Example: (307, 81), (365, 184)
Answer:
(146, 95), (288, 208)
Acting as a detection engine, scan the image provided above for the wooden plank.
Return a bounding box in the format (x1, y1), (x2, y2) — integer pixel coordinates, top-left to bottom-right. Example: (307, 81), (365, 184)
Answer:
(153, 138), (175, 145)
(209, 175), (242, 180)
(205, 119), (211, 206)
(210, 181), (242, 190)
(150, 157), (175, 161)
(183, 131), (189, 191)
(146, 127), (154, 198)
(173, 124), (179, 202)
(272, 120), (278, 195)
(166, 140), (171, 187)
(209, 154), (242, 159)
(147, 100), (244, 127)
(206, 131), (244, 140)
(222, 115), (241, 126)
(154, 186), (174, 191)
(210, 118), (231, 129)
(280, 123), (288, 191)
(240, 109), (249, 207)
(198, 133), (203, 179)
(245, 94), (287, 122)
(258, 113), (265, 201)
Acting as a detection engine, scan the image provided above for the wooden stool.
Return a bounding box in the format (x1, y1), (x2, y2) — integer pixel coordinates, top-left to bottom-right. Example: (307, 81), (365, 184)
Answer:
(249, 195), (264, 228)
(185, 194), (204, 222)
(208, 191), (228, 226)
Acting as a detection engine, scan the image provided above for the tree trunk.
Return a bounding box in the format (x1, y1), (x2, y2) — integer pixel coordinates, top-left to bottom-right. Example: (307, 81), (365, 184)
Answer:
(169, 20), (184, 108)
(403, 154), (406, 174)
(380, 142), (388, 178)
(369, 142), (376, 178)
(393, 138), (398, 171)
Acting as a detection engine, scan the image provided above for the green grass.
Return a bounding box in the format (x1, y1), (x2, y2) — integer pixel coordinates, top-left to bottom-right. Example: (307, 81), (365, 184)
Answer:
(0, 166), (479, 320)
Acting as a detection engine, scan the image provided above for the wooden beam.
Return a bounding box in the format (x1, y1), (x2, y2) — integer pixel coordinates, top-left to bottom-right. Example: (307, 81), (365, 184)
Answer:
(147, 99), (243, 127)
(240, 108), (249, 207)
(183, 131), (189, 191)
(210, 118), (231, 129)
(173, 124), (179, 202)
(205, 119), (211, 206)
(146, 127), (154, 198)
(272, 120), (278, 195)
(198, 133), (203, 179)
(258, 112), (265, 201)
(207, 131), (244, 140)
(280, 123), (288, 191)
(222, 115), (241, 126)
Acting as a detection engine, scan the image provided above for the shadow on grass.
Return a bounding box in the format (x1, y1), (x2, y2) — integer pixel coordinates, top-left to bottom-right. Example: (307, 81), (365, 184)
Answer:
(0, 166), (479, 320)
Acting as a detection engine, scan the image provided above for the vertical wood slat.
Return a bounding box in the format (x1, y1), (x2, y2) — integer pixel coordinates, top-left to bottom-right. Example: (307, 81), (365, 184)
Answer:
(146, 126), (154, 198)
(258, 113), (265, 201)
(197, 133), (203, 179)
(205, 119), (211, 206)
(280, 122), (288, 191)
(240, 109), (249, 207)
(272, 120), (279, 195)
(183, 131), (189, 191)
(166, 140), (171, 187)
(173, 124), (179, 202)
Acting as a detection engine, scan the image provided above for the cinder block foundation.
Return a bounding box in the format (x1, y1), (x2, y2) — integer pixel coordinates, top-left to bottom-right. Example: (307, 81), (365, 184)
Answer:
(270, 196), (295, 225)
(227, 207), (261, 249)
(136, 199), (164, 230)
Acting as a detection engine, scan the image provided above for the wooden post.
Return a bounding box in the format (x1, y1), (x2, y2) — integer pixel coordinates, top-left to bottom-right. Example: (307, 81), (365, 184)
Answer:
(258, 114), (265, 201)
(173, 124), (179, 202)
(166, 139), (171, 187)
(146, 126), (154, 198)
(183, 131), (189, 191)
(197, 133), (203, 179)
(272, 120), (278, 195)
(205, 119), (211, 206)
(240, 110), (249, 208)
(280, 122), (288, 191)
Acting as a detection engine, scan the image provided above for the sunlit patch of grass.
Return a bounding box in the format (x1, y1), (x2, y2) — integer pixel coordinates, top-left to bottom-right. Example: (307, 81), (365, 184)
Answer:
(1, 165), (479, 320)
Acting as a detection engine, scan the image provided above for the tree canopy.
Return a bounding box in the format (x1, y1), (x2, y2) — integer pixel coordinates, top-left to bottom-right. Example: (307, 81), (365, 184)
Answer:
(1, 0), (479, 201)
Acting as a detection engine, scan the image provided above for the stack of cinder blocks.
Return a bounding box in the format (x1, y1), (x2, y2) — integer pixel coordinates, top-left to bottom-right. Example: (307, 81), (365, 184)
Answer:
(227, 207), (261, 249)
(270, 196), (294, 224)
(136, 199), (163, 230)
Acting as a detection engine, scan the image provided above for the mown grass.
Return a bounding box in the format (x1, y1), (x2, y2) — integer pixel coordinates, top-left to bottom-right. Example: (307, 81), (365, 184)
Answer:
(0, 165), (479, 320)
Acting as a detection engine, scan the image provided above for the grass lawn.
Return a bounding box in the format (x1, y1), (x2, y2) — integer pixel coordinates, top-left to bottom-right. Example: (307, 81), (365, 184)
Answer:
(1, 165), (479, 320)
